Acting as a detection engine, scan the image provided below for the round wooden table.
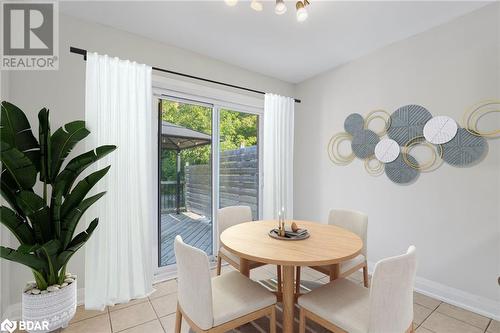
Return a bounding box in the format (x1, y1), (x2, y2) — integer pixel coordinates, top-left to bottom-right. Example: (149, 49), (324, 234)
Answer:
(220, 220), (363, 333)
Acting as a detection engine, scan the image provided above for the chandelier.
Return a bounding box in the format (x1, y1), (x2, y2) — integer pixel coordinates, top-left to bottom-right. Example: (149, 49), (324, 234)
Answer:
(224, 0), (311, 22)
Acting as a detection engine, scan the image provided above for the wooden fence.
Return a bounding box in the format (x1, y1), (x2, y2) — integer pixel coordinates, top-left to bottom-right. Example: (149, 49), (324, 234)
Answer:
(185, 146), (258, 219)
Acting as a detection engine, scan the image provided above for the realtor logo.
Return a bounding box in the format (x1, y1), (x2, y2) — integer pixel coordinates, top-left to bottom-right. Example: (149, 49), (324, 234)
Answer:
(1, 1), (59, 70)
(0, 319), (16, 333)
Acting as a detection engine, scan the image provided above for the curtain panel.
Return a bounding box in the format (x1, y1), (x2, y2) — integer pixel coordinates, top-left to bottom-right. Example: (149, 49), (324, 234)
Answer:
(84, 52), (155, 310)
(263, 93), (295, 220)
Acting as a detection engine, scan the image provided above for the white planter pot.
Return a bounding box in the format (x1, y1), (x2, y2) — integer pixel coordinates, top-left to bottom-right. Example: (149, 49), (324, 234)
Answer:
(22, 279), (77, 333)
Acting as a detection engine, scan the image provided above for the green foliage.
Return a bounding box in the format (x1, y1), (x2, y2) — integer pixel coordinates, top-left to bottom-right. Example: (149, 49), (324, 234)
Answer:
(160, 100), (258, 181)
(0, 101), (116, 289)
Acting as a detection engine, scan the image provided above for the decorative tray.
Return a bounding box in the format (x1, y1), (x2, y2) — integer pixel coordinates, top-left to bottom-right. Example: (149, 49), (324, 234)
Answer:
(268, 229), (310, 241)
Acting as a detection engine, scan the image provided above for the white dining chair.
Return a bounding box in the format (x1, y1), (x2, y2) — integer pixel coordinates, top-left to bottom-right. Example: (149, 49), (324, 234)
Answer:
(298, 246), (417, 333)
(174, 235), (277, 333)
(296, 209), (369, 291)
(216, 206), (283, 292)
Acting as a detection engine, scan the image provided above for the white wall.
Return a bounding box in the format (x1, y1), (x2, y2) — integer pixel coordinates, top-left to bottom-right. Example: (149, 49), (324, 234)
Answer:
(1, 13), (294, 318)
(294, 4), (500, 318)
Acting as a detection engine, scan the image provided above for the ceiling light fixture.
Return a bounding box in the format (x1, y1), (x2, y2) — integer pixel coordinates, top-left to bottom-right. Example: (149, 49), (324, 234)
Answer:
(296, 0), (309, 22)
(275, 0), (287, 15)
(250, 0), (263, 11)
(223, 0), (310, 22)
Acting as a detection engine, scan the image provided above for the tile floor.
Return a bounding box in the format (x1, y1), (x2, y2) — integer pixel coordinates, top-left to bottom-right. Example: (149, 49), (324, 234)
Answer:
(25, 265), (498, 333)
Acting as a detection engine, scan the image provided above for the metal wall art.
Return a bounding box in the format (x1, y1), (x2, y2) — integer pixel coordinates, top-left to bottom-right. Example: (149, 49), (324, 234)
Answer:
(327, 100), (499, 185)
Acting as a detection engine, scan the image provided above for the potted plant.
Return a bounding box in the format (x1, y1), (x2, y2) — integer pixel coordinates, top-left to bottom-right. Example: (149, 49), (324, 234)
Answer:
(0, 101), (116, 332)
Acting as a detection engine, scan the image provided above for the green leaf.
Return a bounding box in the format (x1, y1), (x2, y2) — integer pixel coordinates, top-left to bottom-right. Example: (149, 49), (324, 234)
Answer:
(58, 218), (98, 268)
(60, 166), (111, 218)
(38, 108), (51, 182)
(17, 243), (40, 254)
(1, 170), (24, 215)
(50, 121), (90, 181)
(36, 239), (62, 283)
(1, 142), (37, 189)
(15, 191), (51, 243)
(0, 101), (40, 168)
(0, 246), (48, 272)
(0, 206), (35, 244)
(54, 145), (116, 196)
(61, 192), (106, 248)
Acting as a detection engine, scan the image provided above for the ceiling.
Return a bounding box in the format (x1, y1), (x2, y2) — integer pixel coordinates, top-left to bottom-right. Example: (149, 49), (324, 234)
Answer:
(61, 1), (488, 83)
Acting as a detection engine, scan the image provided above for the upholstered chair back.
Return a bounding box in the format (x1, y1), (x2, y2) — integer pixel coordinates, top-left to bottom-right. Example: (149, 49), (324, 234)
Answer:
(217, 205), (253, 237)
(328, 209), (368, 256)
(368, 246), (417, 333)
(174, 236), (214, 330)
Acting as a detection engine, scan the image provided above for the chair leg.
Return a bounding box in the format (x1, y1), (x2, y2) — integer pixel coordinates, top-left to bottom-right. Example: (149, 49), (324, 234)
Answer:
(175, 304), (182, 333)
(405, 323), (415, 333)
(299, 307), (306, 333)
(295, 266), (301, 294)
(363, 264), (369, 288)
(277, 265), (282, 293)
(270, 306), (276, 333)
(216, 255), (222, 276)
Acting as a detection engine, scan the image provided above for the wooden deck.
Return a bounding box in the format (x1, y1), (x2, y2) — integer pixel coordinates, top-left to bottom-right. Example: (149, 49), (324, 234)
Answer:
(160, 212), (212, 266)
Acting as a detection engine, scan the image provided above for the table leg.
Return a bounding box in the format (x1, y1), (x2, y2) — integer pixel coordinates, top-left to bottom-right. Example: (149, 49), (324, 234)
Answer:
(240, 258), (250, 277)
(282, 265), (295, 333)
(329, 263), (340, 282)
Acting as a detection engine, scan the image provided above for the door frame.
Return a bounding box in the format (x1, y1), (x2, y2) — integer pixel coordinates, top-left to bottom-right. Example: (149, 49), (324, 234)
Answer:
(152, 77), (264, 282)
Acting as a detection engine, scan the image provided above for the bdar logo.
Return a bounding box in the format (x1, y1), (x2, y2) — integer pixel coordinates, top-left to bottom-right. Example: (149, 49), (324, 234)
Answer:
(0, 319), (17, 333)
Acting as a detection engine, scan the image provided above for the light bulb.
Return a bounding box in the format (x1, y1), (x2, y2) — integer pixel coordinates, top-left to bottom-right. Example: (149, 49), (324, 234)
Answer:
(250, 0), (263, 11)
(224, 0), (238, 6)
(296, 7), (308, 22)
(296, 1), (308, 22)
(275, 0), (287, 15)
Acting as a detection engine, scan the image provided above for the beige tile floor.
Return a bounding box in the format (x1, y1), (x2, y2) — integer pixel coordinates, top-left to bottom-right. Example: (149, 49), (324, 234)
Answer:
(29, 265), (498, 333)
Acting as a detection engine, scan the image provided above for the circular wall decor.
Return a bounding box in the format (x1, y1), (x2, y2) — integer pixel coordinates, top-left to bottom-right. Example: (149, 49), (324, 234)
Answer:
(401, 136), (443, 172)
(364, 156), (384, 176)
(374, 138), (400, 163)
(344, 113), (365, 135)
(327, 132), (355, 165)
(462, 100), (500, 138)
(441, 128), (487, 167)
(365, 109), (391, 136)
(423, 116), (458, 144)
(387, 105), (433, 145)
(385, 154), (420, 184)
(351, 129), (379, 159)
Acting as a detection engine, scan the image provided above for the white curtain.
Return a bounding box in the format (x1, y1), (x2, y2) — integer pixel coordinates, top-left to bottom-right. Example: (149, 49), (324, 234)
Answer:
(84, 52), (154, 310)
(263, 93), (295, 220)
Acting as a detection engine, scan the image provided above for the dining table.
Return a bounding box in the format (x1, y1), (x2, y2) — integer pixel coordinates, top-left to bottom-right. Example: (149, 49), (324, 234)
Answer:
(220, 220), (363, 333)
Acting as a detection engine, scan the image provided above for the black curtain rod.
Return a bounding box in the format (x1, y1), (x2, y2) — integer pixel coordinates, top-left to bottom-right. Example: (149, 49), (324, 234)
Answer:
(70, 46), (301, 103)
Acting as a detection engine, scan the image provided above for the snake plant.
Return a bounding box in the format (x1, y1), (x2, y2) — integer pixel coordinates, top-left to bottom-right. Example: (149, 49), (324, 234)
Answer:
(0, 101), (116, 290)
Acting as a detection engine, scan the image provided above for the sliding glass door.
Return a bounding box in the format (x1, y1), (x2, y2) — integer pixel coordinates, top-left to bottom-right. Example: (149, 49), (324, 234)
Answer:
(156, 95), (262, 273)
(219, 109), (259, 219)
(158, 98), (213, 267)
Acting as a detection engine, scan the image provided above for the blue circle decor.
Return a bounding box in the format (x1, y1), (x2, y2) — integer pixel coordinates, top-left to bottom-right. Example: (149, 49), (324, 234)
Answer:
(351, 129), (379, 159)
(344, 113), (365, 135)
(387, 105), (432, 145)
(441, 128), (488, 167)
(385, 154), (420, 184)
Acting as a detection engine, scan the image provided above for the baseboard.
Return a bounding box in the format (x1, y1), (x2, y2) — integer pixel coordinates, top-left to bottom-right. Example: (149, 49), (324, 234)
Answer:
(367, 261), (500, 321)
(2, 288), (85, 321)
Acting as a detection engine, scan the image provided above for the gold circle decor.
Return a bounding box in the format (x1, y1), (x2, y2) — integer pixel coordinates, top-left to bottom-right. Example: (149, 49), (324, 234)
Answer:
(327, 132), (355, 165)
(462, 100), (500, 138)
(401, 136), (443, 172)
(364, 109), (391, 136)
(364, 156), (384, 176)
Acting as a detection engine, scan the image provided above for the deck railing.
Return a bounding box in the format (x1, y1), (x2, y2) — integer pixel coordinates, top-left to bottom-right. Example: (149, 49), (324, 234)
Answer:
(160, 180), (185, 212)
